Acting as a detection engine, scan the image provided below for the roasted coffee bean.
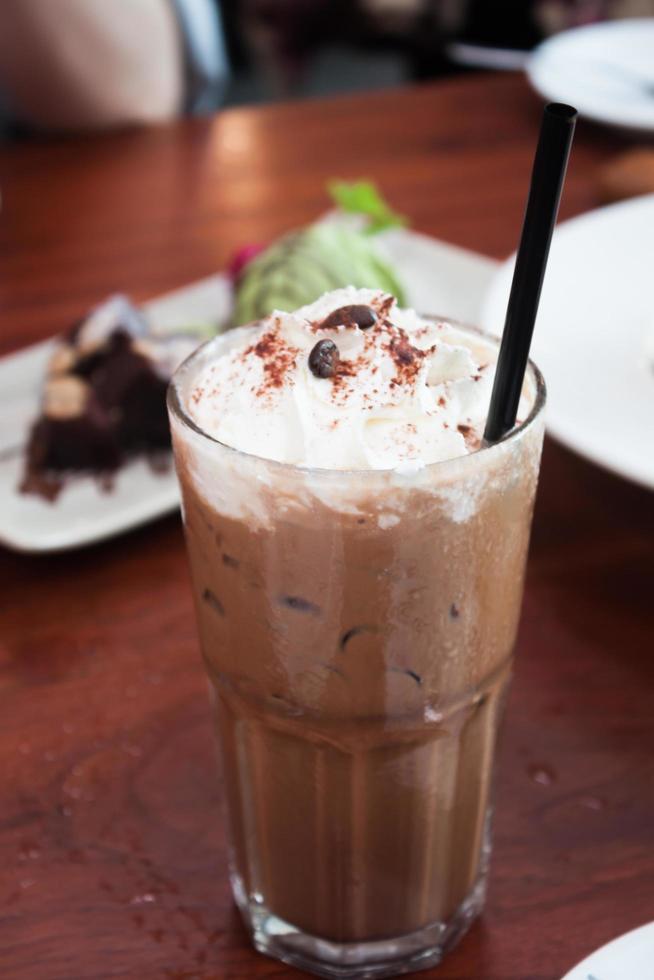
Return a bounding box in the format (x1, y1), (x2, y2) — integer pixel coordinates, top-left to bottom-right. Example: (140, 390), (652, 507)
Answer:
(321, 304), (377, 330)
(308, 339), (339, 379)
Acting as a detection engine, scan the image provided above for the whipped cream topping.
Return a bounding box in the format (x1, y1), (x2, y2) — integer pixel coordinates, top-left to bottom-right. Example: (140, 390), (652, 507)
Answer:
(186, 288), (498, 470)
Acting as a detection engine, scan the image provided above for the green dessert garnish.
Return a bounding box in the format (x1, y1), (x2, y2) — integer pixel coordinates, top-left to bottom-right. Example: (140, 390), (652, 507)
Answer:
(233, 181), (407, 326)
(327, 180), (407, 235)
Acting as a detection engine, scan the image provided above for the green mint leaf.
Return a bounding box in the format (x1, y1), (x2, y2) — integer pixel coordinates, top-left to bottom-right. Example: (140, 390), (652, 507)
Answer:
(327, 179), (407, 235)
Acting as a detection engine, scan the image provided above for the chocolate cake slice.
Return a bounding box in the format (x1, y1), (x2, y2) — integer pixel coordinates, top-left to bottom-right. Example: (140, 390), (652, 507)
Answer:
(22, 295), (198, 498)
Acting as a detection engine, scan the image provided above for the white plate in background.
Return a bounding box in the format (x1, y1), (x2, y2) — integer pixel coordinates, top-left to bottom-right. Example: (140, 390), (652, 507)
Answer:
(378, 226), (497, 326)
(0, 231), (497, 553)
(528, 18), (654, 133)
(0, 275), (232, 553)
(482, 194), (654, 491)
(561, 921), (654, 980)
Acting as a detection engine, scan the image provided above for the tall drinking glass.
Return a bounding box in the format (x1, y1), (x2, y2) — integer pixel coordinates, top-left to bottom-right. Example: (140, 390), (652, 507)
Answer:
(168, 325), (545, 978)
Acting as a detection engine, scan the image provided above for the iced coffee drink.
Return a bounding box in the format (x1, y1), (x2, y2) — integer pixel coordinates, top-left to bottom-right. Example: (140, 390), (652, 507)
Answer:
(168, 288), (545, 978)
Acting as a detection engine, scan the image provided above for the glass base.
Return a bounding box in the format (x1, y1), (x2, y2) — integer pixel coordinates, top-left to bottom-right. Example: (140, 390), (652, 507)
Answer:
(232, 873), (486, 979)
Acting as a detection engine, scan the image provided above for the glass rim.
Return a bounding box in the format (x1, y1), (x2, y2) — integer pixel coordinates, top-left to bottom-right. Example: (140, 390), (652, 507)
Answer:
(167, 318), (546, 478)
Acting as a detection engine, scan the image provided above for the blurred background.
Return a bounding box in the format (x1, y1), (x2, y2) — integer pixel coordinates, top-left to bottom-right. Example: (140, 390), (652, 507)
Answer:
(1, 0), (653, 136)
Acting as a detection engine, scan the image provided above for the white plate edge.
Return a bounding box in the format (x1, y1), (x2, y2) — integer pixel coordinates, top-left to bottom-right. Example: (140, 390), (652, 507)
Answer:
(480, 193), (654, 491)
(561, 920), (654, 980)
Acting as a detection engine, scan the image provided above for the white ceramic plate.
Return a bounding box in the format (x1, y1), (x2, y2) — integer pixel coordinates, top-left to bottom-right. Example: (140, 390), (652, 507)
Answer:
(482, 194), (654, 491)
(0, 231), (497, 553)
(561, 921), (654, 980)
(527, 19), (654, 133)
(0, 276), (232, 553)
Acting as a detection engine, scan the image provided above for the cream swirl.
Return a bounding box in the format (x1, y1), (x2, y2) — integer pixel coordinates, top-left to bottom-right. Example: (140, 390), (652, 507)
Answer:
(187, 288), (497, 470)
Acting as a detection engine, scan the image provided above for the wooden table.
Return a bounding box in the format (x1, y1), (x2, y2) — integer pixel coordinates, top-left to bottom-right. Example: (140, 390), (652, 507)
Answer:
(1, 74), (653, 980)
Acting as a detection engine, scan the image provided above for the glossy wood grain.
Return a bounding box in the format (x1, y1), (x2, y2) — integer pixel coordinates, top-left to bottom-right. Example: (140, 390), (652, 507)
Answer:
(1, 74), (653, 980)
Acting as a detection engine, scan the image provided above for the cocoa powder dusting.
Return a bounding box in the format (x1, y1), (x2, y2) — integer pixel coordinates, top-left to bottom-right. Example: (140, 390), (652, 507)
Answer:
(244, 324), (299, 394)
(329, 353), (367, 400)
(385, 330), (426, 386)
(376, 295), (395, 318)
(457, 423), (481, 450)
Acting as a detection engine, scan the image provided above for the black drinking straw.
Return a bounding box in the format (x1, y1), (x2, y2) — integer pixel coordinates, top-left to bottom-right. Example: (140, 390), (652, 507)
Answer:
(484, 103), (577, 444)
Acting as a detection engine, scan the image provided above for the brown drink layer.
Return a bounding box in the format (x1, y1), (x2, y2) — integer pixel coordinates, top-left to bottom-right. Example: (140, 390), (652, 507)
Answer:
(171, 408), (543, 944)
